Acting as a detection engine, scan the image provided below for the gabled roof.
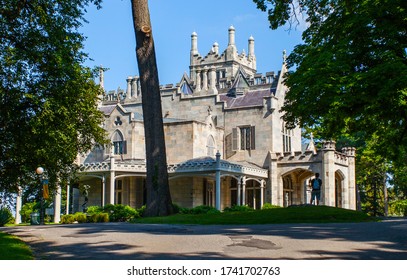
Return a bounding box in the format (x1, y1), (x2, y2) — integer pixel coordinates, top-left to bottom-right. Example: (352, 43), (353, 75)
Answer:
(99, 105), (116, 116)
(220, 88), (274, 109)
(179, 72), (194, 95)
(227, 66), (250, 97)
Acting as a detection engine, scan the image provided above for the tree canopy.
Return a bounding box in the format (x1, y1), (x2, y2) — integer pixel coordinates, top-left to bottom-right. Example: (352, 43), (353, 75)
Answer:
(253, 0), (407, 165)
(0, 0), (107, 197)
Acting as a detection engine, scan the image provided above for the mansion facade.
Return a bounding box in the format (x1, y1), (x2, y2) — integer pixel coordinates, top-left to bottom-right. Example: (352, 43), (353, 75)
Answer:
(73, 26), (356, 214)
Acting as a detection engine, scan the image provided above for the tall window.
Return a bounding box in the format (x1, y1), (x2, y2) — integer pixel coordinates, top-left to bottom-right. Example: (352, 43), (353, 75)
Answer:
(112, 130), (127, 155)
(115, 180), (123, 205)
(282, 123), (292, 152)
(232, 126), (255, 150)
(207, 135), (215, 156)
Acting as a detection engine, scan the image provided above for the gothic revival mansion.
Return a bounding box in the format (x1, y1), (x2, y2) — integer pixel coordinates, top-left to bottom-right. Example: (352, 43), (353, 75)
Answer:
(75, 26), (356, 213)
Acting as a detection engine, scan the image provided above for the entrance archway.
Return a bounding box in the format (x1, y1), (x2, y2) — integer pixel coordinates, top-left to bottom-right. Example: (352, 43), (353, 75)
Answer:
(335, 171), (345, 208)
(281, 168), (314, 206)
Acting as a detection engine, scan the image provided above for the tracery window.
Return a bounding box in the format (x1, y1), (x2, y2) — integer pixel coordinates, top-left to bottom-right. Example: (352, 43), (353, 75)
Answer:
(282, 123), (292, 153)
(112, 130), (127, 155)
(232, 126), (255, 151)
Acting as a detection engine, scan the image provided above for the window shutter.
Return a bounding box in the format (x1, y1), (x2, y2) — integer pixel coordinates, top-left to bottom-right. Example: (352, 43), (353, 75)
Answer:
(232, 128), (238, 151)
(250, 126), (256, 150)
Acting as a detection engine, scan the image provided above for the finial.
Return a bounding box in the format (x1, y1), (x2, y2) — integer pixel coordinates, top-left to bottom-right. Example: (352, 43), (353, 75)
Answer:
(283, 50), (287, 63)
(99, 65), (104, 90)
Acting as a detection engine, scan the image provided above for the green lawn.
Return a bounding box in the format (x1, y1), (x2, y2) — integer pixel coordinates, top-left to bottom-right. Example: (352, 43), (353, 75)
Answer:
(133, 205), (377, 225)
(0, 231), (34, 260)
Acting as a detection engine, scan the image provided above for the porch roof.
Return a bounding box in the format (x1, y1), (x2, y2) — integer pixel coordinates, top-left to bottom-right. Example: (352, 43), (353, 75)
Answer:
(78, 156), (268, 179)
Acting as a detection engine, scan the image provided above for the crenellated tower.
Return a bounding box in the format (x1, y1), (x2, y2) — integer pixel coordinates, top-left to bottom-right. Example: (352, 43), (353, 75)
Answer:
(189, 26), (257, 94)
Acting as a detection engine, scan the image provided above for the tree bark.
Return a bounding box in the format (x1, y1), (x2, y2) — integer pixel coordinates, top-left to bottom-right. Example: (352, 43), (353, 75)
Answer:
(130, 0), (173, 216)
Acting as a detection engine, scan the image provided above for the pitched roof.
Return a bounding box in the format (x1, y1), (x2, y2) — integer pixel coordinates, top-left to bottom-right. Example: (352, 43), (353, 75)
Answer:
(220, 88), (275, 109)
(99, 105), (116, 116)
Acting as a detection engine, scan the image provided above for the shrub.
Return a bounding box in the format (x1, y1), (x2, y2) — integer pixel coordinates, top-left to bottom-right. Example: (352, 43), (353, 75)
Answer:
(190, 205), (219, 214)
(0, 207), (13, 226)
(89, 212), (109, 223)
(103, 204), (139, 222)
(137, 205), (146, 217)
(20, 202), (37, 223)
(60, 214), (75, 224)
(74, 212), (87, 223)
(86, 205), (103, 215)
(96, 212), (109, 222)
(389, 200), (407, 216)
(172, 204), (191, 214)
(262, 203), (281, 210)
(223, 205), (254, 212)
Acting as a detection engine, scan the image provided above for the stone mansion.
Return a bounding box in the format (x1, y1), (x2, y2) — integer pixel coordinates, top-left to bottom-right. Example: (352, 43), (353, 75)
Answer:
(74, 26), (356, 213)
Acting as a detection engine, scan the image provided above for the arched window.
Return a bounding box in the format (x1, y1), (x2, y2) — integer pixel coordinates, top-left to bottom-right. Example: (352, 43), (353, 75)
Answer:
(207, 135), (215, 156)
(112, 130), (127, 155)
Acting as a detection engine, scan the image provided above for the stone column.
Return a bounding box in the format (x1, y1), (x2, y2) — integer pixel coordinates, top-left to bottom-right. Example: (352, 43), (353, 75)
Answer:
(242, 176), (247, 205)
(126, 76), (132, 100)
(260, 180), (265, 208)
(66, 184), (70, 214)
(237, 176), (242, 206)
(322, 140), (336, 206)
(253, 186), (257, 210)
(131, 77), (138, 98)
(53, 180), (62, 223)
(101, 176), (106, 207)
(202, 66), (208, 91)
(344, 147), (356, 210)
(15, 186), (22, 224)
(195, 69), (201, 92)
(209, 66), (218, 94)
(110, 156), (116, 205)
(190, 66), (196, 85)
(215, 151), (221, 210)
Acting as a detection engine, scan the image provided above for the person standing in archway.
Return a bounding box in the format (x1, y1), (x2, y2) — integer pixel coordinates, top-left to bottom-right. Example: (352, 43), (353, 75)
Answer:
(310, 173), (322, 205)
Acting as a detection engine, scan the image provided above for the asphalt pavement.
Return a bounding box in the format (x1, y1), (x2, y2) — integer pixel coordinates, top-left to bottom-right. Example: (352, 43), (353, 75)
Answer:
(2, 218), (406, 260)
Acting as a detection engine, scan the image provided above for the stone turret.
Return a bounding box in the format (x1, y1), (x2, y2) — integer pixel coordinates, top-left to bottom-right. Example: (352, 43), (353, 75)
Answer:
(248, 35), (256, 69)
(190, 31), (198, 63)
(226, 25), (237, 60)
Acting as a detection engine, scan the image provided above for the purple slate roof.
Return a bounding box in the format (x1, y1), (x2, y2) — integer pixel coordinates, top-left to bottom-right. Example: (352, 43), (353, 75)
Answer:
(219, 88), (275, 109)
(99, 105), (116, 115)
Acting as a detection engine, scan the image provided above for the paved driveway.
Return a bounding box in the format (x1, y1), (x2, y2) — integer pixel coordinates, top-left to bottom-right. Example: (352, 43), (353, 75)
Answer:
(2, 218), (406, 260)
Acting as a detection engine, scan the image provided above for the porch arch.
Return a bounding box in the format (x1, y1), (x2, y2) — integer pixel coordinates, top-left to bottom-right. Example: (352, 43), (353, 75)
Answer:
(281, 168), (314, 206)
(335, 170), (346, 208)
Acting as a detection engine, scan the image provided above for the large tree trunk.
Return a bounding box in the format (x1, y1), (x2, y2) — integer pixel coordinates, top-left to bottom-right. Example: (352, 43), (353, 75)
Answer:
(130, 0), (173, 216)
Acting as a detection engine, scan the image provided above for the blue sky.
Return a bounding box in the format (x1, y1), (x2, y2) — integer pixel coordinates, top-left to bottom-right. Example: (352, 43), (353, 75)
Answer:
(80, 0), (304, 91)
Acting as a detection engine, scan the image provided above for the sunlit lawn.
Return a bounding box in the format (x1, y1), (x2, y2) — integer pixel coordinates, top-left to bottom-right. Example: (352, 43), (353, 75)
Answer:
(0, 231), (34, 260)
